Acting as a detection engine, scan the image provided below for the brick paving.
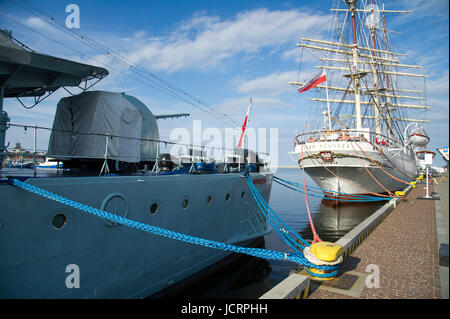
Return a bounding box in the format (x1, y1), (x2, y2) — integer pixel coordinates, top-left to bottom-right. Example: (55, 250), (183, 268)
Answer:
(308, 183), (441, 299)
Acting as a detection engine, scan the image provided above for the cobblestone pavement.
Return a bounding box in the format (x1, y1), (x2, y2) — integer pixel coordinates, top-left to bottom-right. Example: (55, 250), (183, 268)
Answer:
(308, 183), (441, 299)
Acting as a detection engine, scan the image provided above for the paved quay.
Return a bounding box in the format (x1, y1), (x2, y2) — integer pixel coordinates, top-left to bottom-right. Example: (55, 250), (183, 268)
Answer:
(306, 176), (447, 299)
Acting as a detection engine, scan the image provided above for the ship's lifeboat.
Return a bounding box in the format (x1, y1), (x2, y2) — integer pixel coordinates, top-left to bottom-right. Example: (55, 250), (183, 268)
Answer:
(408, 127), (429, 147)
(415, 150), (435, 160)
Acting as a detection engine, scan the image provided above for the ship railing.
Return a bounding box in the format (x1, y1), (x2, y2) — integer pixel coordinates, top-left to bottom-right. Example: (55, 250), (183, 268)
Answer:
(2, 123), (270, 176)
(294, 129), (404, 150)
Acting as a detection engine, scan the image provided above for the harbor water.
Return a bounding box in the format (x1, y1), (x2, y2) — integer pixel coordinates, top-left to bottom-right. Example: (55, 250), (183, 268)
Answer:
(170, 168), (385, 299)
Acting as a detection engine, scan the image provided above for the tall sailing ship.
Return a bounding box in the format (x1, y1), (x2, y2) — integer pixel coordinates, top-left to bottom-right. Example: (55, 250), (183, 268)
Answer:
(290, 0), (430, 198)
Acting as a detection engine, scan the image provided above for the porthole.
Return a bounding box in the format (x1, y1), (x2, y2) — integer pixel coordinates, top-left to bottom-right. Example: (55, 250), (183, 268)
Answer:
(241, 191), (245, 199)
(182, 198), (189, 209)
(206, 195), (212, 205)
(150, 203), (158, 214)
(101, 193), (128, 227)
(225, 193), (231, 201)
(52, 214), (66, 229)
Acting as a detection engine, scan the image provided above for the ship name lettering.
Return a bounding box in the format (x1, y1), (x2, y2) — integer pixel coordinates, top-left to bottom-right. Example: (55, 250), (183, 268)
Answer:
(253, 178), (267, 185)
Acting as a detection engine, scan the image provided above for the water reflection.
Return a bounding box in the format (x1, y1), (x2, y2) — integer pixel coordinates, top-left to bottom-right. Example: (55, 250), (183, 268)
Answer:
(168, 242), (273, 299)
(170, 200), (386, 299)
(300, 200), (385, 243)
(158, 169), (389, 299)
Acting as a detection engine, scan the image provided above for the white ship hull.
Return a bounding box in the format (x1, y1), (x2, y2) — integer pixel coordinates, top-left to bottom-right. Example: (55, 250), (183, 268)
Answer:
(294, 140), (417, 196)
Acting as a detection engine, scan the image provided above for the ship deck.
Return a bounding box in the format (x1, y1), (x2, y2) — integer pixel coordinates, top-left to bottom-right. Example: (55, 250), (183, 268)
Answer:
(0, 166), (252, 180)
(1, 167), (80, 179)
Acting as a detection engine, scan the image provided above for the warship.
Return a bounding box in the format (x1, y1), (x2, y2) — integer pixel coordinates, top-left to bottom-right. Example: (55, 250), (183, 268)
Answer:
(0, 30), (273, 298)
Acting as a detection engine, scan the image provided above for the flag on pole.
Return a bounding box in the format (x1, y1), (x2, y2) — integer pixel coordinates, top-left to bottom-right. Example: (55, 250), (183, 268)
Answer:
(297, 69), (327, 94)
(237, 99), (252, 148)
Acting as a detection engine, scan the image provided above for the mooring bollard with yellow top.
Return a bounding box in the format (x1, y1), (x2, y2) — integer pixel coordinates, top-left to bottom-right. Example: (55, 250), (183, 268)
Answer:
(303, 241), (344, 281)
(395, 190), (406, 201)
(410, 181), (416, 188)
(395, 190), (405, 197)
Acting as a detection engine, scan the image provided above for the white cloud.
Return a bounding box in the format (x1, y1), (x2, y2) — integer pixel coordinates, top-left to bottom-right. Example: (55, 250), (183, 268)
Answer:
(426, 72), (449, 100)
(23, 16), (50, 30)
(214, 96), (293, 114)
(393, 0), (449, 20)
(234, 71), (299, 96)
(233, 67), (322, 97)
(124, 8), (331, 73)
(282, 48), (303, 63)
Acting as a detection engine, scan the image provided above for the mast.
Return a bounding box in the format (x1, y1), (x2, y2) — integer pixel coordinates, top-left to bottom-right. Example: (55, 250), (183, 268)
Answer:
(368, 0), (381, 135)
(0, 85), (7, 166)
(381, 3), (393, 140)
(237, 98), (252, 149)
(291, 0), (426, 135)
(348, 0), (362, 131)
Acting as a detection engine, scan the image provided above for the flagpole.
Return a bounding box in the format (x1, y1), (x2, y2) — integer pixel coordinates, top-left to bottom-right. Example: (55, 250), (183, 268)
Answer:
(237, 98), (252, 148)
(297, 70), (330, 130)
(324, 70), (332, 130)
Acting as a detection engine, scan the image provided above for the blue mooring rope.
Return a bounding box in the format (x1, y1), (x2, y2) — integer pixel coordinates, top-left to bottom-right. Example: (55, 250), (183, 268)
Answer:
(7, 177), (340, 275)
(273, 176), (393, 202)
(245, 174), (309, 250)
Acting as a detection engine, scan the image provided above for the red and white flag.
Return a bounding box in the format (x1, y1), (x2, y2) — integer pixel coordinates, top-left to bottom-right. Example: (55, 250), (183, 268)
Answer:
(237, 100), (252, 148)
(297, 69), (327, 94)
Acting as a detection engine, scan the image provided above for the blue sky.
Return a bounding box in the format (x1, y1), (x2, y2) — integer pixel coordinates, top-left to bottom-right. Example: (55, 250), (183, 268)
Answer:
(0, 0), (448, 166)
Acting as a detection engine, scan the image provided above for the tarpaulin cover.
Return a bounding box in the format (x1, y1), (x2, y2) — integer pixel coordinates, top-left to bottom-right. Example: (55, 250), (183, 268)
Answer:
(48, 91), (159, 162)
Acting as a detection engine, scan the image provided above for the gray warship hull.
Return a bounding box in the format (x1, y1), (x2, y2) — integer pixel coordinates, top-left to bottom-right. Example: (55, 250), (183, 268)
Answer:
(0, 172), (272, 298)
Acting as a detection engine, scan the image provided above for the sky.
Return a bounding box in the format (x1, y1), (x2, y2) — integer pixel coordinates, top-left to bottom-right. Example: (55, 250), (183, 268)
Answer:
(0, 0), (448, 167)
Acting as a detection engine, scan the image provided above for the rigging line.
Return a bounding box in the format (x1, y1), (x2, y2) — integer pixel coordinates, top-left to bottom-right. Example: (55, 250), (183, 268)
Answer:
(8, 122), (244, 153)
(353, 138), (411, 185)
(0, 28), (33, 51)
(0, 15), (177, 101)
(273, 176), (391, 200)
(296, 45), (304, 82)
(348, 140), (395, 196)
(8, 0), (188, 96)
(9, 0), (241, 128)
(299, 144), (321, 244)
(0, 14), (237, 127)
(360, 77), (394, 135)
(273, 178), (389, 202)
(7, 2), (234, 127)
(361, 74), (397, 137)
(366, 140), (414, 179)
(334, 80), (352, 121)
